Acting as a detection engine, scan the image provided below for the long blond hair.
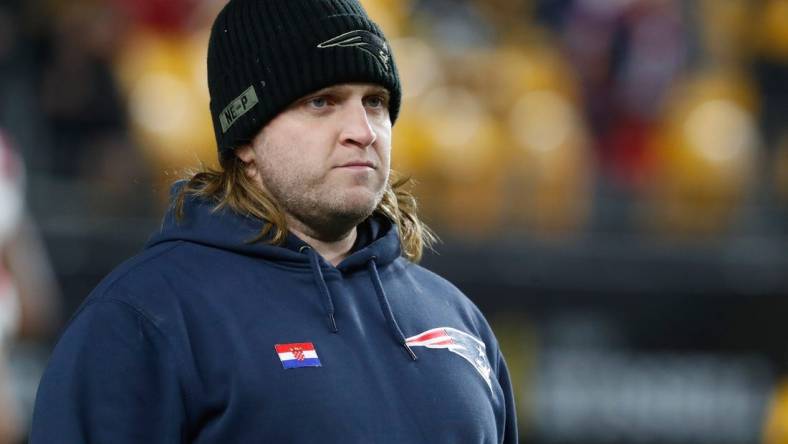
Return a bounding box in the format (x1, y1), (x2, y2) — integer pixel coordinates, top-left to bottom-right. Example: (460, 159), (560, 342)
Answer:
(173, 155), (436, 262)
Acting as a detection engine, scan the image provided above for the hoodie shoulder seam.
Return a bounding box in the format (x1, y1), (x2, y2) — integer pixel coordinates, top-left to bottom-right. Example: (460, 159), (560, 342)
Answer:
(101, 241), (181, 286)
(80, 297), (168, 337)
(73, 297), (194, 415)
(96, 241), (184, 298)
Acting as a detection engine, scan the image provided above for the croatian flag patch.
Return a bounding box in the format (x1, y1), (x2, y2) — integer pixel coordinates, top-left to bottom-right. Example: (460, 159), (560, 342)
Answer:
(275, 342), (322, 369)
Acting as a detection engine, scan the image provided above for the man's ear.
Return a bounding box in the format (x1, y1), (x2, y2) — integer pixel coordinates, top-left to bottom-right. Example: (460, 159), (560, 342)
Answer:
(235, 145), (258, 180)
(236, 144), (255, 164)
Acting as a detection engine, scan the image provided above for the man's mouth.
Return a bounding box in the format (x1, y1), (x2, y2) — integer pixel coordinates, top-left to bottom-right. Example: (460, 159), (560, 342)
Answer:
(337, 161), (376, 169)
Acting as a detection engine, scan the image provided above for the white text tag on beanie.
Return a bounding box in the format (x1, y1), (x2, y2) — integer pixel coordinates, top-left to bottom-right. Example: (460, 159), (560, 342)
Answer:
(317, 30), (390, 71)
(220, 85), (260, 133)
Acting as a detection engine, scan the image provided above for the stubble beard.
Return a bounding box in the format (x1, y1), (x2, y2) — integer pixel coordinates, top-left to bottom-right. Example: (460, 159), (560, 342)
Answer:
(257, 157), (388, 242)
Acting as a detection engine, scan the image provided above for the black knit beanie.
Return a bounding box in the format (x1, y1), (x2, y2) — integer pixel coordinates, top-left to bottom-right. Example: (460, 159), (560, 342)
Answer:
(207, 0), (401, 157)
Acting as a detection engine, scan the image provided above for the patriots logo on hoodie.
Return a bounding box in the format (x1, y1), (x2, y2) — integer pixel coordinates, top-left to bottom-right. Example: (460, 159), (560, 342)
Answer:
(406, 327), (492, 390)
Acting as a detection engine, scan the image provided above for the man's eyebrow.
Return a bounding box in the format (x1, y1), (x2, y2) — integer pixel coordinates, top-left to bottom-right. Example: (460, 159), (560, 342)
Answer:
(367, 87), (390, 98)
(306, 86), (337, 96)
(308, 85), (389, 97)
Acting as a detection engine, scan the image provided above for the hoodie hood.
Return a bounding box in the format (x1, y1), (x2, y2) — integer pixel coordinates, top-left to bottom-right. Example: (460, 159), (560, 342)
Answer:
(145, 182), (402, 272)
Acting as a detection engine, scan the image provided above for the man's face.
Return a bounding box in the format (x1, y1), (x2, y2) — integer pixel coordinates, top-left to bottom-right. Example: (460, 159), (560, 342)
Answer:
(238, 83), (392, 241)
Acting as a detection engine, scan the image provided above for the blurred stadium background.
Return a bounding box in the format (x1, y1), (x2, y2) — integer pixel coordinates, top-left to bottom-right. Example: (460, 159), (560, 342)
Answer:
(1, 0), (787, 443)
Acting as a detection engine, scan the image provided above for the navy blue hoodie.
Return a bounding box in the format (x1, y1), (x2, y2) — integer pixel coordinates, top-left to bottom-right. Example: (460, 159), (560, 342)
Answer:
(31, 188), (518, 443)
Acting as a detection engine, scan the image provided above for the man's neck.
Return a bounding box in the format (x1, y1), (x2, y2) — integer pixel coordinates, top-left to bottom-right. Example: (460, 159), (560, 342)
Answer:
(288, 219), (357, 267)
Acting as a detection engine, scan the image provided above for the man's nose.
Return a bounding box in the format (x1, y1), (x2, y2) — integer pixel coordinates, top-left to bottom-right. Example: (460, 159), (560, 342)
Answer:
(340, 101), (377, 148)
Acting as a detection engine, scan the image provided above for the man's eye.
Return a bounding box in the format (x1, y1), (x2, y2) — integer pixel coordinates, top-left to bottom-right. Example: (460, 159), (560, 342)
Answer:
(365, 96), (386, 108)
(307, 97), (328, 108)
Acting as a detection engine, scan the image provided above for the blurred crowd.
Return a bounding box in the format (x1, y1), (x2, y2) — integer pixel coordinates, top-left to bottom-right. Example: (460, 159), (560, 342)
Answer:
(1, 0), (787, 443)
(393, 0), (788, 240)
(3, 0), (787, 238)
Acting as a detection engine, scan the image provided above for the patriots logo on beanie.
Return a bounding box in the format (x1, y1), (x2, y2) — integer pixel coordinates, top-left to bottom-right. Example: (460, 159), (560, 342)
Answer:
(317, 30), (390, 72)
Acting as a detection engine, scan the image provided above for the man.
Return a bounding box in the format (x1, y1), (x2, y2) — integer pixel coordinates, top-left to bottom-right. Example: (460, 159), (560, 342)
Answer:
(31, 1), (518, 442)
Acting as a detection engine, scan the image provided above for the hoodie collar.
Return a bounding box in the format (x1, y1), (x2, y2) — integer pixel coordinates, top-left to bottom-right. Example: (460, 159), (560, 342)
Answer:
(145, 182), (401, 271)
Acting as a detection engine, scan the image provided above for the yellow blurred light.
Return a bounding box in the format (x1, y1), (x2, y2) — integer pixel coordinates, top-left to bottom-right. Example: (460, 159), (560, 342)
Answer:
(390, 37), (444, 99)
(646, 70), (760, 238)
(190, 31), (210, 98)
(402, 86), (506, 235)
(756, 0), (788, 60)
(473, 0), (534, 31)
(699, 0), (753, 64)
(515, 43), (575, 94)
(419, 86), (493, 179)
(683, 99), (759, 164)
(473, 43), (579, 117)
(115, 29), (217, 173)
(129, 73), (195, 143)
(390, 104), (434, 174)
(359, 0), (410, 36)
(507, 90), (593, 239)
(764, 378), (788, 444)
(510, 90), (577, 154)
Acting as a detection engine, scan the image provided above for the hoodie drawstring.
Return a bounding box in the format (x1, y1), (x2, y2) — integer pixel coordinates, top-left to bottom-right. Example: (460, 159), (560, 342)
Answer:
(299, 246), (416, 361)
(301, 246), (339, 333)
(367, 259), (418, 361)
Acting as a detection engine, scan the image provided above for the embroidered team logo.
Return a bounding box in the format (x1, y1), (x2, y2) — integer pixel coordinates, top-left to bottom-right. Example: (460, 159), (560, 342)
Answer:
(317, 30), (391, 71)
(406, 327), (493, 390)
(275, 342), (322, 369)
